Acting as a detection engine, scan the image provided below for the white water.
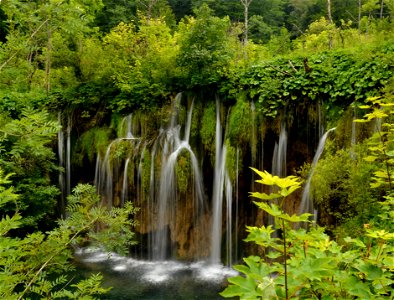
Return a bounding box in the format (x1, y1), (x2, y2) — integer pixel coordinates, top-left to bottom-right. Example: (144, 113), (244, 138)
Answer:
(95, 113), (140, 208)
(152, 95), (205, 260)
(66, 115), (72, 197)
(299, 128), (336, 218)
(57, 112), (66, 217)
(272, 123), (287, 178)
(57, 112), (72, 217)
(90, 96), (236, 265)
(210, 98), (233, 266)
(318, 101), (325, 139)
(76, 247), (237, 285)
(351, 110), (357, 147)
(121, 158), (130, 207)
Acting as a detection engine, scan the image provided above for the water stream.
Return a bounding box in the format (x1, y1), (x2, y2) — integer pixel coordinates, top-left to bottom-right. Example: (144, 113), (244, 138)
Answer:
(299, 128), (336, 219)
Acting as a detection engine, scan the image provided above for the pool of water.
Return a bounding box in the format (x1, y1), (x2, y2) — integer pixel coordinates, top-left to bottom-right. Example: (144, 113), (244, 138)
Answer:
(75, 248), (237, 300)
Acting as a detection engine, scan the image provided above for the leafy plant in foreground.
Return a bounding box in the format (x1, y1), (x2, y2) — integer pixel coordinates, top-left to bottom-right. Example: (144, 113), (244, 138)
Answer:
(354, 96), (394, 192)
(221, 168), (393, 299)
(0, 172), (138, 299)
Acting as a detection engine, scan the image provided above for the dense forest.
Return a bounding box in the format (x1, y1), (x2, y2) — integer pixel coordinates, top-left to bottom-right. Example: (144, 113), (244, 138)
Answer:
(0, 0), (393, 299)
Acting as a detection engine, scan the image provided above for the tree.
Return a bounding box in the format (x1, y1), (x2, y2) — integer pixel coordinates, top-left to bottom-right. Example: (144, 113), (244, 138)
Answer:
(0, 109), (61, 232)
(240, 0), (253, 44)
(176, 4), (237, 88)
(0, 0), (103, 107)
(286, 0), (326, 36)
(137, 0), (176, 27)
(167, 0), (193, 22)
(95, 0), (138, 32)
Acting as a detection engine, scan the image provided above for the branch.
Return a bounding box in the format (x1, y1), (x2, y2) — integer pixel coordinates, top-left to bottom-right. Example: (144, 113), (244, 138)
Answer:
(17, 218), (97, 300)
(267, 64), (294, 77)
(288, 60), (298, 73)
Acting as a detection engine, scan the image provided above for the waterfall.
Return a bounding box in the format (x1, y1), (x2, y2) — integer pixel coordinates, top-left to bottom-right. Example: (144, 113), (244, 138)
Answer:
(225, 175), (232, 266)
(299, 128), (336, 219)
(66, 115), (72, 197)
(95, 113), (140, 208)
(151, 94), (204, 260)
(351, 110), (357, 147)
(184, 98), (194, 143)
(250, 101), (256, 166)
(94, 154), (101, 189)
(92, 95), (240, 263)
(121, 158), (130, 207)
(318, 101), (325, 139)
(272, 123), (287, 177)
(234, 147), (240, 263)
(57, 112), (72, 217)
(58, 112), (66, 217)
(100, 140), (115, 208)
(210, 98), (233, 266)
(126, 114), (134, 139)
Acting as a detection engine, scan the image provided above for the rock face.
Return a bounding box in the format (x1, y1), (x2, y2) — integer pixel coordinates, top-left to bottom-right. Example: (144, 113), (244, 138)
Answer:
(72, 93), (324, 263)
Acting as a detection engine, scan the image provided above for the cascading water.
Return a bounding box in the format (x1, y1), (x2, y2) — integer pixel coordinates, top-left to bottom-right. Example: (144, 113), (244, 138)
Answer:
(90, 95), (238, 264)
(95, 114), (140, 208)
(318, 100), (325, 139)
(58, 112), (66, 217)
(121, 158), (131, 207)
(210, 98), (234, 266)
(149, 94), (205, 260)
(272, 123), (287, 178)
(299, 128), (336, 220)
(351, 108), (357, 147)
(66, 115), (72, 197)
(57, 112), (72, 217)
(268, 122), (288, 234)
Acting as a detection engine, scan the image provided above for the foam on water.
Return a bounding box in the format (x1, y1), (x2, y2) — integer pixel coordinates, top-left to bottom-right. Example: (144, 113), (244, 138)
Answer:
(191, 262), (238, 282)
(76, 248), (238, 284)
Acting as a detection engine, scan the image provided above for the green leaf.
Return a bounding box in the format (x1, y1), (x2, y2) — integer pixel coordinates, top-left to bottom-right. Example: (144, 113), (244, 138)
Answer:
(344, 237), (366, 248)
(249, 191), (281, 200)
(345, 276), (372, 298)
(356, 262), (384, 280)
(363, 155), (377, 162)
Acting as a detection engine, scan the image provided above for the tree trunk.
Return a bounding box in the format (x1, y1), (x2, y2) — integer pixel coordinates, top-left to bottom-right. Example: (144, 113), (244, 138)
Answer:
(358, 0), (362, 36)
(240, 0), (253, 45)
(45, 23), (52, 96)
(327, 0), (333, 23)
(380, 0), (384, 19)
(327, 0), (333, 49)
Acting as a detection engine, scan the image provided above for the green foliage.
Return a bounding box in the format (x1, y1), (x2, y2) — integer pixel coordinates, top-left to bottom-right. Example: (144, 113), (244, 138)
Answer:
(0, 108), (61, 230)
(354, 96), (394, 190)
(200, 102), (216, 156)
(176, 4), (236, 87)
(140, 148), (151, 198)
(0, 170), (137, 299)
(311, 95), (394, 237)
(174, 153), (189, 193)
(76, 127), (113, 164)
(103, 19), (177, 111)
(225, 141), (241, 183)
(221, 168), (394, 299)
(65, 184), (138, 255)
(311, 145), (377, 234)
(227, 97), (253, 149)
(220, 44), (393, 119)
